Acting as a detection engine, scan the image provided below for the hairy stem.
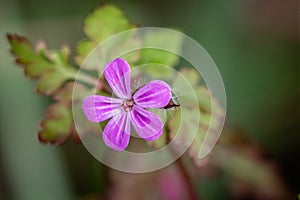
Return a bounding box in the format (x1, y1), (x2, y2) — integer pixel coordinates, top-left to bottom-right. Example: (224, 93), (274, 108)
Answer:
(75, 72), (99, 86)
(176, 156), (199, 200)
(68, 70), (112, 94)
(167, 134), (200, 200)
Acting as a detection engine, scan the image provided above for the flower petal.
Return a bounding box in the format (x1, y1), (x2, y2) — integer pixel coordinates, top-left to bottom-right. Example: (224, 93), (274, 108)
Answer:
(133, 80), (171, 108)
(104, 58), (131, 99)
(82, 95), (123, 123)
(102, 112), (130, 151)
(130, 105), (163, 140)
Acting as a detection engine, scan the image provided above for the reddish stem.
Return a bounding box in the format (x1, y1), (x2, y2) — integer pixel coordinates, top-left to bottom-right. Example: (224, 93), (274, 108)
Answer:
(176, 156), (200, 200)
(167, 135), (200, 200)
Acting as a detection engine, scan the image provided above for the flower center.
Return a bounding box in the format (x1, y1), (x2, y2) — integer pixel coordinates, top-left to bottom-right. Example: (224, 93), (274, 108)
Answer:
(122, 99), (135, 112)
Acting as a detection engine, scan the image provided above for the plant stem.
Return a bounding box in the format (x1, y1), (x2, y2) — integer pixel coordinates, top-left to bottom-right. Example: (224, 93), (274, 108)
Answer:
(167, 134), (200, 200)
(75, 72), (99, 86)
(69, 70), (112, 94)
(176, 156), (200, 200)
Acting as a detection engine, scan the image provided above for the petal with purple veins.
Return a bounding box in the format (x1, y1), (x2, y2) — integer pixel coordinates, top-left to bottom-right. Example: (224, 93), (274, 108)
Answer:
(102, 112), (131, 151)
(104, 58), (131, 99)
(82, 95), (123, 123)
(133, 80), (172, 108)
(130, 105), (163, 140)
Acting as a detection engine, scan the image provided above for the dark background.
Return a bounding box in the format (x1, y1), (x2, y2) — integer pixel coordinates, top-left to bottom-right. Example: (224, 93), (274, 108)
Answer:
(0, 0), (299, 199)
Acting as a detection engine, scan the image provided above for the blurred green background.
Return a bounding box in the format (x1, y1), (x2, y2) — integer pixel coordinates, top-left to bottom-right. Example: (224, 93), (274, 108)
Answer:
(0, 0), (298, 199)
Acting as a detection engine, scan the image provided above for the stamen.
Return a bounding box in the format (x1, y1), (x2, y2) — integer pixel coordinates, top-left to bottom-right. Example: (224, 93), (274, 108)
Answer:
(122, 99), (135, 112)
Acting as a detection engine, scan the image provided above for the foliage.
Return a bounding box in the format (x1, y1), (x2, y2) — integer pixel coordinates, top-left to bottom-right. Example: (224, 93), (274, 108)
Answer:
(6, 4), (293, 200)
(7, 5), (217, 158)
(75, 5), (137, 71)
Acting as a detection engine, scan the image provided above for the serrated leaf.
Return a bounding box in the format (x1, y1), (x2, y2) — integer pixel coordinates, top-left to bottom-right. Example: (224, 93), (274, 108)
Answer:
(38, 103), (73, 145)
(75, 5), (138, 70)
(84, 5), (135, 42)
(38, 82), (78, 145)
(75, 5), (184, 76)
(38, 81), (101, 145)
(7, 34), (76, 95)
(36, 70), (69, 95)
(166, 68), (224, 167)
(114, 35), (141, 64)
(53, 82), (75, 103)
(75, 40), (95, 67)
(8, 34), (52, 78)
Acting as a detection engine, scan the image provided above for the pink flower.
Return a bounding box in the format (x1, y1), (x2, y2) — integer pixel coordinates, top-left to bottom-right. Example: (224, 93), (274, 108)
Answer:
(82, 58), (172, 151)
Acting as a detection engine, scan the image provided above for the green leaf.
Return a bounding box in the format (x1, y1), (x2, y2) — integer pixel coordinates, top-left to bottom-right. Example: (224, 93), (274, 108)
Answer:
(38, 82), (81, 144)
(138, 29), (184, 66)
(7, 34), (103, 145)
(38, 103), (74, 145)
(165, 68), (225, 167)
(7, 34), (76, 95)
(38, 82), (101, 145)
(7, 35), (52, 78)
(75, 5), (184, 78)
(75, 40), (95, 67)
(7, 6), (139, 145)
(133, 29), (184, 79)
(75, 5), (138, 70)
(84, 5), (135, 43)
(53, 82), (75, 103)
(36, 70), (68, 95)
